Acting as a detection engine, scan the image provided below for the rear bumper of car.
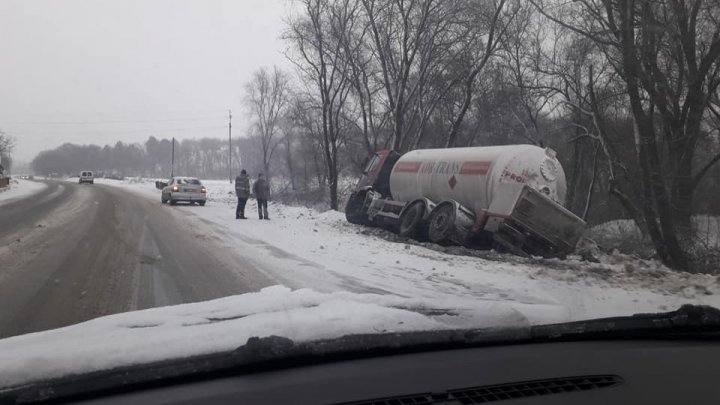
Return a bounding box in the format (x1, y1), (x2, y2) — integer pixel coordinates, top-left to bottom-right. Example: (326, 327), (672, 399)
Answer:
(79, 178), (94, 183)
(170, 192), (206, 201)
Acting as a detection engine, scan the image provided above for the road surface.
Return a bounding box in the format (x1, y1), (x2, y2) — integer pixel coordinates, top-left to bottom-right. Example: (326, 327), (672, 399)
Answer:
(0, 180), (275, 338)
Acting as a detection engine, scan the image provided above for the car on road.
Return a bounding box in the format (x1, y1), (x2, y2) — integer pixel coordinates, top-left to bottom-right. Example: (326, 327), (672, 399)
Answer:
(160, 177), (207, 206)
(79, 171), (94, 184)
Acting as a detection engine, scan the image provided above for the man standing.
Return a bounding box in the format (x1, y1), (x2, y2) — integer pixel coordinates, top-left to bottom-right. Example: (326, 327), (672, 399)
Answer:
(252, 173), (270, 220)
(235, 169), (250, 219)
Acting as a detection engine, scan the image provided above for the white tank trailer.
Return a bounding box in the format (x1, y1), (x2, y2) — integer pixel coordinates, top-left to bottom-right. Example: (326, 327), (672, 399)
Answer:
(345, 145), (586, 258)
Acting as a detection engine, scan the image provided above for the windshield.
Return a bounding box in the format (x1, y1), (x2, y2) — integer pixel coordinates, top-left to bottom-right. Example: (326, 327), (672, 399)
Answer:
(363, 154), (381, 174)
(0, 0), (719, 393)
(177, 178), (201, 185)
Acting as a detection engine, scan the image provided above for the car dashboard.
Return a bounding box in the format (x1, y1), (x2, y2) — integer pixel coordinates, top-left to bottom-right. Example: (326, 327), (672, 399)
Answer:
(70, 338), (719, 405)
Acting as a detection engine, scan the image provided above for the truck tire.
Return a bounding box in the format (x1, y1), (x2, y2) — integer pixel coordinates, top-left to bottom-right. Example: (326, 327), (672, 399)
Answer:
(398, 201), (427, 240)
(428, 202), (456, 244)
(492, 232), (530, 258)
(345, 191), (370, 225)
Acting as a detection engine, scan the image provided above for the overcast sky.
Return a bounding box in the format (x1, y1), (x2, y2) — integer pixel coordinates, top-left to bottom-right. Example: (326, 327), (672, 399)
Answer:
(0, 0), (294, 163)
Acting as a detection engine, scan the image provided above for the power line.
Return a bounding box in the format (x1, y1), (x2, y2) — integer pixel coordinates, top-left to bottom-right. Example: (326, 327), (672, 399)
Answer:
(228, 109), (232, 183)
(8, 125), (228, 136)
(0, 116), (227, 125)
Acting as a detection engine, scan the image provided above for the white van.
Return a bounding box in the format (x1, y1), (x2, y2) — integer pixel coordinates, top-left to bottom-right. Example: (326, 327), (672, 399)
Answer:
(79, 171), (94, 184)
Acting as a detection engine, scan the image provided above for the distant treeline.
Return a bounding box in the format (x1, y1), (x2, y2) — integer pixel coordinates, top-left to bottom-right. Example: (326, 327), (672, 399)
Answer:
(31, 136), (285, 181)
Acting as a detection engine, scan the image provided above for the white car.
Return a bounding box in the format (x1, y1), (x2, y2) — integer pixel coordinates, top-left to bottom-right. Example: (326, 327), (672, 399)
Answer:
(159, 177), (207, 206)
(79, 171), (94, 184)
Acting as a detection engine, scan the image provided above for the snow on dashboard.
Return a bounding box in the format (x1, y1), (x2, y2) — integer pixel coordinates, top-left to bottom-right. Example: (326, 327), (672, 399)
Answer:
(0, 178), (46, 206)
(0, 285), (536, 388)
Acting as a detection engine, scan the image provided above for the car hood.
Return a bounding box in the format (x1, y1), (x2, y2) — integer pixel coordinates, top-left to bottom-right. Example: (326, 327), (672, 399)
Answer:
(0, 285), (565, 390)
(4, 285), (719, 398)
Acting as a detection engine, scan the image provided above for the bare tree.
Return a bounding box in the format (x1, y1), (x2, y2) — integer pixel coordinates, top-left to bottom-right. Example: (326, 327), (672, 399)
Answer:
(512, 21), (630, 222)
(532, 0), (720, 271)
(361, 0), (458, 151)
(444, 0), (517, 147)
(0, 130), (15, 155)
(0, 130), (16, 173)
(494, 1), (560, 147)
(244, 66), (291, 177)
(286, 0), (357, 210)
(336, 3), (390, 156)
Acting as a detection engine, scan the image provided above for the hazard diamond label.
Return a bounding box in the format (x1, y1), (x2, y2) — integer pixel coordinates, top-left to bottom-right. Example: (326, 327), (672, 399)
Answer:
(448, 175), (457, 189)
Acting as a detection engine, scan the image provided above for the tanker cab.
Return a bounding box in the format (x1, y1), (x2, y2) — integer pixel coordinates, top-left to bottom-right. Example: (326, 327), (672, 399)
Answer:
(356, 150), (402, 198)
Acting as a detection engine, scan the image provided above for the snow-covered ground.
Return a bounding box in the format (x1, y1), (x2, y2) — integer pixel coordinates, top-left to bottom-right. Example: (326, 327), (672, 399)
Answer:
(0, 178), (46, 206)
(89, 178), (720, 322)
(2, 176), (718, 389)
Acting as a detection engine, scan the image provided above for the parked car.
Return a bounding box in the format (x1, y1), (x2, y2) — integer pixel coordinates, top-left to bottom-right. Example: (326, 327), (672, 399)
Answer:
(79, 171), (94, 184)
(159, 177), (207, 206)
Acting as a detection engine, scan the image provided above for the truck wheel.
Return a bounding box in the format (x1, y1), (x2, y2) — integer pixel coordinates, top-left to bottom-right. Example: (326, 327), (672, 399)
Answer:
(169, 199), (177, 206)
(428, 202), (455, 244)
(345, 191), (370, 225)
(398, 201), (427, 240)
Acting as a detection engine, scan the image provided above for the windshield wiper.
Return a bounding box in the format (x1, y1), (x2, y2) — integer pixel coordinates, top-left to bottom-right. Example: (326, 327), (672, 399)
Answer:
(530, 304), (720, 341)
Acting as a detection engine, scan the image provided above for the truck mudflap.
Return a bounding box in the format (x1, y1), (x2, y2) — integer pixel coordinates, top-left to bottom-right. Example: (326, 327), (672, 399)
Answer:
(497, 186), (586, 257)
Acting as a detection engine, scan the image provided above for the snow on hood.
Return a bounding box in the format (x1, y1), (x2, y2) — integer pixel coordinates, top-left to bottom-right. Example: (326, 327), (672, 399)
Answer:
(0, 286), (565, 389)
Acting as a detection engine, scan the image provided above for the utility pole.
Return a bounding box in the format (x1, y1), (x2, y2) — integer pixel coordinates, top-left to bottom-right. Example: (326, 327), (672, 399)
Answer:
(228, 109), (232, 183)
(171, 137), (175, 178)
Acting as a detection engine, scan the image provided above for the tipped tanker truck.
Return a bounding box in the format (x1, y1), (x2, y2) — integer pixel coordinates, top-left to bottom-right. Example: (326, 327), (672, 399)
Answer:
(345, 145), (586, 258)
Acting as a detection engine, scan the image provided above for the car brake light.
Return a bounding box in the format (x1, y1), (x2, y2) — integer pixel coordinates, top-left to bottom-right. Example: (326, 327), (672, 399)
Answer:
(201, 187), (207, 193)
(172, 186), (180, 192)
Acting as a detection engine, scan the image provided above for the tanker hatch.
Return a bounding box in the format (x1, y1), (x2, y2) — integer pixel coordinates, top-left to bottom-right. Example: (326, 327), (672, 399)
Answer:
(541, 158), (559, 182)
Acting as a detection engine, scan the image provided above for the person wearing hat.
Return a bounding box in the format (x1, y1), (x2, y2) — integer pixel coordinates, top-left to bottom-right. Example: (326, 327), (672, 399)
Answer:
(234, 169), (250, 219)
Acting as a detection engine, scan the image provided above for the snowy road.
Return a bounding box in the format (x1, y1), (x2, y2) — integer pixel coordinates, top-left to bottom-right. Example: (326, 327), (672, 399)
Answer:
(2, 178), (718, 340)
(0, 180), (274, 338)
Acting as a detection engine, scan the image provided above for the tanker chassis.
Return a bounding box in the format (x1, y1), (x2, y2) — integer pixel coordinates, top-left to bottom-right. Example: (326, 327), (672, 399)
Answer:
(345, 145), (586, 258)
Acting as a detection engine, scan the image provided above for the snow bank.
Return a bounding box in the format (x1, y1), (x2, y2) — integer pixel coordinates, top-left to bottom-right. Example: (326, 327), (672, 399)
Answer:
(0, 178), (46, 206)
(0, 286), (534, 388)
(587, 217), (720, 250)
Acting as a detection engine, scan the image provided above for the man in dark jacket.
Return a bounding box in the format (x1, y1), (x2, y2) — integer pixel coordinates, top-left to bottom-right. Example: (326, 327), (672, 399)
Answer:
(252, 173), (270, 220)
(235, 169), (250, 219)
